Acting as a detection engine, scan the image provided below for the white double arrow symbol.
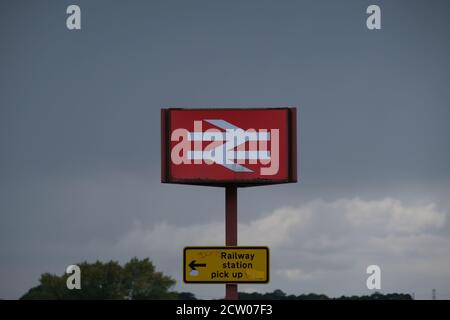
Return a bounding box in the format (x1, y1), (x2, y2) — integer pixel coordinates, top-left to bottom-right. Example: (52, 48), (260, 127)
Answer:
(187, 120), (271, 172)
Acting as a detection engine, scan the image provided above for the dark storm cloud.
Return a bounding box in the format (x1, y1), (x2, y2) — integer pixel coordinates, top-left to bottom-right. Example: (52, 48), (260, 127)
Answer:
(1, 0), (450, 298)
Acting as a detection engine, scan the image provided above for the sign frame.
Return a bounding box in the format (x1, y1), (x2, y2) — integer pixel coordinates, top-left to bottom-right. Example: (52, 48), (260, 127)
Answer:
(161, 107), (297, 187)
(183, 246), (270, 284)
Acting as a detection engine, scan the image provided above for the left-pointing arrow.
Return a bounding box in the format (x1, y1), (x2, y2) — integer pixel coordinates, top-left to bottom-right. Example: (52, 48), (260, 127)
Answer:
(189, 260), (207, 271)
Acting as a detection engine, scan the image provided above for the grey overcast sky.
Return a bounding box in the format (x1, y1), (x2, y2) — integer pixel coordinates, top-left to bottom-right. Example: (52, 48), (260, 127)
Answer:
(1, 0), (450, 299)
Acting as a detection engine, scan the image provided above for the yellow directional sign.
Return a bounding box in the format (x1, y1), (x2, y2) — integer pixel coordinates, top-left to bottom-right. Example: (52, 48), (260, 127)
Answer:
(183, 246), (269, 283)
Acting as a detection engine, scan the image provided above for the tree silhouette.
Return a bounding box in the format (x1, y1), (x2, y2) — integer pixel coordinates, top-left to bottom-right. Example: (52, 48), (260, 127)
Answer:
(238, 290), (412, 300)
(21, 258), (176, 300)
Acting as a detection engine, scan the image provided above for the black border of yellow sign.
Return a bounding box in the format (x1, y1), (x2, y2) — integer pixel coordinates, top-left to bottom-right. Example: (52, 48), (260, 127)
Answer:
(183, 246), (270, 284)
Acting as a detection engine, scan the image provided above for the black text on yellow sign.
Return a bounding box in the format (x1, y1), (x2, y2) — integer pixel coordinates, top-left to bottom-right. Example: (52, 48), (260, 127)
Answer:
(183, 246), (269, 283)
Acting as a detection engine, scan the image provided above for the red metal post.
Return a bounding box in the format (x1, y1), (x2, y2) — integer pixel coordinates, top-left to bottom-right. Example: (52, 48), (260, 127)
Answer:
(225, 186), (238, 300)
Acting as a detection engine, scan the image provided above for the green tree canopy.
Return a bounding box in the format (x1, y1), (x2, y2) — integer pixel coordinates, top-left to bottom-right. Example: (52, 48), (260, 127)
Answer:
(21, 258), (176, 300)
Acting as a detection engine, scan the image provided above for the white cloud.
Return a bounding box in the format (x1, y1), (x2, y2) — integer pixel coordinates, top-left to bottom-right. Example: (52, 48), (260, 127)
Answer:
(276, 268), (317, 281)
(110, 197), (450, 299)
(341, 198), (445, 233)
(239, 206), (313, 247)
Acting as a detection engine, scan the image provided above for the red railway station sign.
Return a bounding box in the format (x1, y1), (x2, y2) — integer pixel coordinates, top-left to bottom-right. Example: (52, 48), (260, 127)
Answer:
(161, 108), (297, 186)
(161, 107), (298, 300)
